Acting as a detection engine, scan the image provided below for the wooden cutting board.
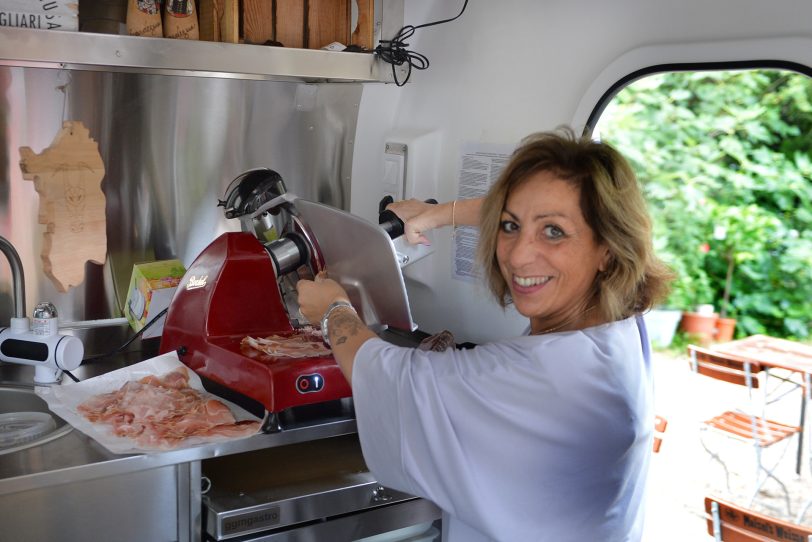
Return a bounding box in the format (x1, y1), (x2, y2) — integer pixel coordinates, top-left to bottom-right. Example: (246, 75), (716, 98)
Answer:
(275, 0), (305, 48)
(199, 0), (239, 43)
(19, 121), (107, 293)
(307, 0), (349, 49)
(350, 0), (374, 50)
(242, 0), (372, 49)
(242, 0), (275, 45)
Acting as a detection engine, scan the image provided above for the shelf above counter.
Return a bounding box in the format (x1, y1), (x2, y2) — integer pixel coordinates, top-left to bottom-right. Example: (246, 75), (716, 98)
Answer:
(0, 26), (405, 83)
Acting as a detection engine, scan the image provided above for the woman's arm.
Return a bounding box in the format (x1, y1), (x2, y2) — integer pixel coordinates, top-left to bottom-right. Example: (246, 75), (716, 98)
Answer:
(386, 198), (483, 245)
(322, 307), (376, 383)
(296, 275), (376, 384)
(298, 198), (483, 377)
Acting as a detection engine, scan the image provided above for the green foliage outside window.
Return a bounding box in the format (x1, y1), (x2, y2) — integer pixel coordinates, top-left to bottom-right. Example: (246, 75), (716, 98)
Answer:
(596, 70), (812, 339)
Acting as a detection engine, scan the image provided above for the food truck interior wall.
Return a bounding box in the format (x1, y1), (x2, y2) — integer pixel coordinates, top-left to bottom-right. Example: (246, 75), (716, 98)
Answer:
(1, 0), (812, 353)
(350, 0), (812, 344)
(0, 72), (362, 353)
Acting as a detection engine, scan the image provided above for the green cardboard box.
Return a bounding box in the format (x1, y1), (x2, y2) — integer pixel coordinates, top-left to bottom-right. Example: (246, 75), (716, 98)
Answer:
(125, 259), (186, 339)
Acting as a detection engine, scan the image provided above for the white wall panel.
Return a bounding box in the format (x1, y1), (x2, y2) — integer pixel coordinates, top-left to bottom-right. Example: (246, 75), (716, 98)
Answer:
(353, 0), (812, 343)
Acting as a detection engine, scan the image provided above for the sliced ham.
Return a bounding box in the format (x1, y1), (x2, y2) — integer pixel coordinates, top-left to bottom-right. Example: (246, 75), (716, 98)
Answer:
(241, 328), (331, 358)
(77, 367), (260, 450)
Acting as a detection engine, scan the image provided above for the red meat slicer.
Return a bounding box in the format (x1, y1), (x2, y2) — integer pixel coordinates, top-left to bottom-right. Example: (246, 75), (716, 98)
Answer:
(159, 169), (415, 431)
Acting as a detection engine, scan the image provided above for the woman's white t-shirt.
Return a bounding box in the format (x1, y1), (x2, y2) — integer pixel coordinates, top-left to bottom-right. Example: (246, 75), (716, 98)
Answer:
(352, 316), (653, 542)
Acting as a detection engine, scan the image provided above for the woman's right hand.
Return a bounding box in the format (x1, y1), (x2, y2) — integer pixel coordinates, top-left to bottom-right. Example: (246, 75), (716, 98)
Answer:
(296, 272), (350, 326)
(386, 199), (451, 245)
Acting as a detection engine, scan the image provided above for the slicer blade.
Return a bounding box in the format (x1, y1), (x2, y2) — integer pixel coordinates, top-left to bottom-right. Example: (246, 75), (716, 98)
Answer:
(294, 198), (416, 333)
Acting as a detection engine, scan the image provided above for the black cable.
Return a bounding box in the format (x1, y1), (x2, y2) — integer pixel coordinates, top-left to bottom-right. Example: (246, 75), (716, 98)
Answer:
(374, 0), (469, 86)
(82, 307), (169, 363)
(63, 370), (80, 383)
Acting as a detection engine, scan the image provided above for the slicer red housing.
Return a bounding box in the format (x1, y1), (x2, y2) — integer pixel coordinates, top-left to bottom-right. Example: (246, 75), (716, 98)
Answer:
(159, 232), (352, 418)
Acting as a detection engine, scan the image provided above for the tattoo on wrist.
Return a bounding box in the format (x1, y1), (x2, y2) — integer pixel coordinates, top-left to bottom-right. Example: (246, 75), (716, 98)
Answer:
(330, 309), (363, 347)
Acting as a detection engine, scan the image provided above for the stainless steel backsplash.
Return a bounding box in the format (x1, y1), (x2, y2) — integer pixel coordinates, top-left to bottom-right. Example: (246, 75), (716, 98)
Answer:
(0, 66), (361, 353)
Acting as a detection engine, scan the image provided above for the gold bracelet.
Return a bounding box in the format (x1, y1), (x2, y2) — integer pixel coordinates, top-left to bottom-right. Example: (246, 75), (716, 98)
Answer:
(451, 200), (457, 241)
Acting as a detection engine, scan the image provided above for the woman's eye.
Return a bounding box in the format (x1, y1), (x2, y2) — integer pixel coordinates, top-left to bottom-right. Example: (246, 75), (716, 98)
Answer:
(499, 220), (519, 233)
(543, 225), (565, 239)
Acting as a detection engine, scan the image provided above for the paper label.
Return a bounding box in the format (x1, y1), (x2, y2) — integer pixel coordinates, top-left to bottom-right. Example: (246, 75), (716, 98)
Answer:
(0, 10), (77, 30)
(453, 142), (513, 281)
(135, 0), (159, 15)
(166, 0), (193, 17)
(0, 0), (78, 16)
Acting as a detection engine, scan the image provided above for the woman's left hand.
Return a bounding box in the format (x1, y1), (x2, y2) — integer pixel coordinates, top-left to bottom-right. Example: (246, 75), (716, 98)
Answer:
(297, 272), (350, 324)
(386, 198), (446, 245)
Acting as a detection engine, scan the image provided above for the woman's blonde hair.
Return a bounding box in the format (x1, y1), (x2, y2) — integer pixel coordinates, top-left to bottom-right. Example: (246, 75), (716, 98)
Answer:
(477, 127), (673, 321)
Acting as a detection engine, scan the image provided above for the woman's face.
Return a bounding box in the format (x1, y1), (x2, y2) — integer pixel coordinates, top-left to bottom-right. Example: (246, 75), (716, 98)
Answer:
(496, 170), (609, 331)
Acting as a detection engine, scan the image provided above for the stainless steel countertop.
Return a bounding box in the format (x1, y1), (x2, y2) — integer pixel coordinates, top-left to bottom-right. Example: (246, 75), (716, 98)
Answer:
(0, 349), (357, 497)
(0, 328), (427, 497)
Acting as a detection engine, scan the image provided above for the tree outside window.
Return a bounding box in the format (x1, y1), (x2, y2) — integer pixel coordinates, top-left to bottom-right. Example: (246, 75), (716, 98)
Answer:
(596, 69), (812, 340)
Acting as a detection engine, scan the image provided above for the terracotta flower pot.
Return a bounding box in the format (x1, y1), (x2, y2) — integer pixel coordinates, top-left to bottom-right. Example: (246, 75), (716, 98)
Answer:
(679, 311), (718, 345)
(714, 317), (737, 343)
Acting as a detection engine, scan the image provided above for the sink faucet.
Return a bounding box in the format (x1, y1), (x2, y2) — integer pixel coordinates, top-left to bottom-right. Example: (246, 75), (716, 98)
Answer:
(0, 235), (26, 320)
(0, 235), (83, 384)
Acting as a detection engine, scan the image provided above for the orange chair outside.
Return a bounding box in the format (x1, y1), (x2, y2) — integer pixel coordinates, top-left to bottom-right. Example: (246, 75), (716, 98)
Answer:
(688, 345), (802, 515)
(653, 415), (668, 454)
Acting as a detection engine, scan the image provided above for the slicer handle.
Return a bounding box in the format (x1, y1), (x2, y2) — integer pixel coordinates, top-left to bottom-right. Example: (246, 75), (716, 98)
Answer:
(378, 196), (438, 239)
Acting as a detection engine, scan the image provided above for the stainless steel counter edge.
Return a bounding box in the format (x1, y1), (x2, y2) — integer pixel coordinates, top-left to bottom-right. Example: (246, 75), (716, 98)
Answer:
(0, 26), (405, 82)
(0, 417), (357, 496)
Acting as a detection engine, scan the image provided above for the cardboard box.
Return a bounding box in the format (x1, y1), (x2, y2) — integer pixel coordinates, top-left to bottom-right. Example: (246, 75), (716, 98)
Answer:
(0, 10), (78, 31)
(125, 259), (186, 339)
(0, 0), (79, 31)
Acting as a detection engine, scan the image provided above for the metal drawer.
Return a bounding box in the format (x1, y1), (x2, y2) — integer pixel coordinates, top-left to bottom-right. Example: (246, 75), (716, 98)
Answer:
(203, 434), (438, 541)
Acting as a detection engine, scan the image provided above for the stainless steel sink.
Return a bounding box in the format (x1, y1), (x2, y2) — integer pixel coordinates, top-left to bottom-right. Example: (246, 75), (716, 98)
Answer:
(0, 385), (72, 455)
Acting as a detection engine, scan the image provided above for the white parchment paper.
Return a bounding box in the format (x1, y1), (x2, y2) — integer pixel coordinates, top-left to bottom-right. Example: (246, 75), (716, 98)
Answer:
(36, 352), (261, 454)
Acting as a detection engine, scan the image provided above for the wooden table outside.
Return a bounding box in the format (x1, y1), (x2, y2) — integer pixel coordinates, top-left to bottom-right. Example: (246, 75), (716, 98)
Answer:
(712, 334), (812, 476)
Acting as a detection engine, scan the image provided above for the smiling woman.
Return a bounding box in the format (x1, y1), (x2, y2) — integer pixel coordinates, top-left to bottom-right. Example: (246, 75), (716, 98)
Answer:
(296, 126), (674, 542)
(478, 128), (673, 332)
(493, 171), (609, 334)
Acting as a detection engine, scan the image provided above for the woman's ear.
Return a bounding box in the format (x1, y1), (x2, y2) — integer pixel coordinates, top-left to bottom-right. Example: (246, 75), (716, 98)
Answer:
(598, 247), (611, 273)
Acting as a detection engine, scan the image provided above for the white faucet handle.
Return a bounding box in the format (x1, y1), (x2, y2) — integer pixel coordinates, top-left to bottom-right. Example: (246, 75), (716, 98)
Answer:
(10, 317), (29, 333)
